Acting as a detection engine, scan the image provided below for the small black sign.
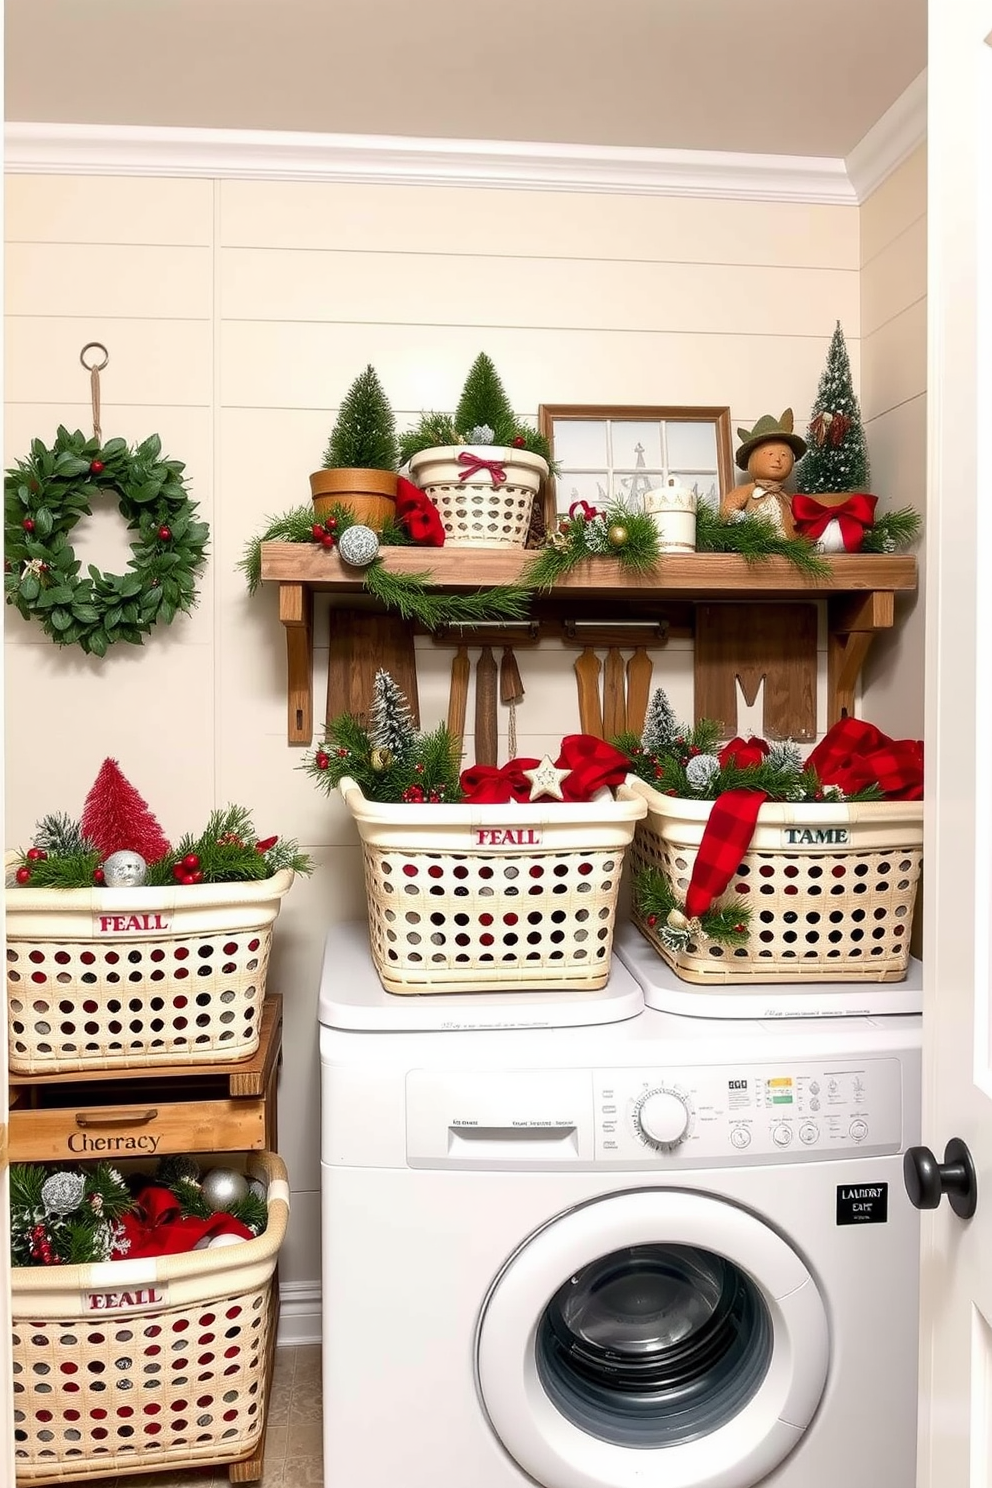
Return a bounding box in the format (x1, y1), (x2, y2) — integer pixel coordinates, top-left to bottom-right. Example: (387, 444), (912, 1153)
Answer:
(836, 1182), (888, 1225)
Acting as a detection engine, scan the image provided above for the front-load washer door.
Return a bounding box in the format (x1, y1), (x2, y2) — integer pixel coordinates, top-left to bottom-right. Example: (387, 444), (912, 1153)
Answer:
(476, 1189), (828, 1488)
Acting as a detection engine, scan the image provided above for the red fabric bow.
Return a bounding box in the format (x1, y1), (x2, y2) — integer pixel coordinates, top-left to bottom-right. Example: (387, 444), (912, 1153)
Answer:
(791, 493), (878, 553)
(806, 717), (924, 799)
(460, 735), (629, 804)
(112, 1186), (252, 1260)
(568, 500), (601, 521)
(718, 737), (770, 770)
(396, 476), (446, 546)
(457, 451), (507, 488)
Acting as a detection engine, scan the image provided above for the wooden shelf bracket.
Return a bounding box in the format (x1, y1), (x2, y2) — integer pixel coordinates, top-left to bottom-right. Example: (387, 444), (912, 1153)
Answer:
(827, 590), (895, 724)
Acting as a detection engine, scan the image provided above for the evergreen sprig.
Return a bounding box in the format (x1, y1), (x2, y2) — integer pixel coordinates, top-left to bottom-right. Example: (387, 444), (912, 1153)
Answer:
(305, 704), (464, 805)
(523, 504), (661, 591)
(145, 804), (313, 885)
(33, 812), (92, 855)
(10, 1162), (132, 1267)
(13, 848), (103, 887)
(633, 867), (751, 950)
(860, 507), (922, 552)
(695, 503), (831, 577)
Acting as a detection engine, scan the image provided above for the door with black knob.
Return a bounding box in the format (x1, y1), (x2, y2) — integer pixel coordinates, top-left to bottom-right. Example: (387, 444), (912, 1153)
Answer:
(916, 6), (992, 1485)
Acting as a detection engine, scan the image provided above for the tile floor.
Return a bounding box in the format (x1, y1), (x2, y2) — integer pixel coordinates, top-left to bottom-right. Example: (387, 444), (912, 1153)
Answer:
(69, 1344), (321, 1487)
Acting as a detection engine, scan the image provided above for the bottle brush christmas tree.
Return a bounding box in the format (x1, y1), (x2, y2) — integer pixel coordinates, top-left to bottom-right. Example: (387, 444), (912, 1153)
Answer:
(323, 364), (399, 472)
(81, 758), (171, 862)
(368, 668), (417, 764)
(797, 321), (870, 494)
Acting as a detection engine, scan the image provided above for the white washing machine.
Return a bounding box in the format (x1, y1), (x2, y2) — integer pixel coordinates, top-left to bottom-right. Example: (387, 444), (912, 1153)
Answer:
(319, 923), (921, 1488)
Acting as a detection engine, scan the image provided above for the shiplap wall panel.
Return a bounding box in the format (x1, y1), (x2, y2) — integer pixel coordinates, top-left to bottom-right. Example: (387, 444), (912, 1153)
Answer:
(5, 242), (213, 319)
(221, 247), (858, 338)
(5, 173), (214, 244)
(220, 179), (859, 269)
(4, 316), (214, 405)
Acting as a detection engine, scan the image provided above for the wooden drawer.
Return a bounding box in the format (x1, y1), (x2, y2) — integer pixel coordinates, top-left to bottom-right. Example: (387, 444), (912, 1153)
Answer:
(7, 993), (282, 1163)
(9, 1095), (266, 1162)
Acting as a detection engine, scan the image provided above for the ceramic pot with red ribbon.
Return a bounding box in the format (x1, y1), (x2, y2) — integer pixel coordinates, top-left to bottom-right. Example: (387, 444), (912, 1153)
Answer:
(406, 444), (549, 548)
(791, 491), (878, 553)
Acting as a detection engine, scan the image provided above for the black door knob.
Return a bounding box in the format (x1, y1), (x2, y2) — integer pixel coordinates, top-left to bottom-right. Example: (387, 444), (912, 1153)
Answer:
(904, 1137), (977, 1219)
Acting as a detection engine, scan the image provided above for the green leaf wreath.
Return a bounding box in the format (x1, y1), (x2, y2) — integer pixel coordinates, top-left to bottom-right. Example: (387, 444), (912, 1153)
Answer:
(4, 426), (209, 656)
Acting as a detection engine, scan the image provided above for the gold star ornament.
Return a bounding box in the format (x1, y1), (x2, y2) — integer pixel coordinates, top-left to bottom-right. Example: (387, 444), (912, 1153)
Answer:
(522, 756), (571, 802)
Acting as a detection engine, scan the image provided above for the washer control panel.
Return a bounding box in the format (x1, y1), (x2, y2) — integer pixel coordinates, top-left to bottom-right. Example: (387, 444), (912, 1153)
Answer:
(596, 1059), (902, 1162)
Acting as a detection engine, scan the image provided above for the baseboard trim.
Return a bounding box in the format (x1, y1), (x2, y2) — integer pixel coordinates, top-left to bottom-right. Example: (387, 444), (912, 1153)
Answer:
(276, 1279), (321, 1348)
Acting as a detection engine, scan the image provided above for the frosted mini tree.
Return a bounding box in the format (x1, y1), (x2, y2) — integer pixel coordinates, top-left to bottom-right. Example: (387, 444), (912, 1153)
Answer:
(324, 365), (398, 472)
(641, 687), (680, 753)
(797, 322), (870, 494)
(369, 670), (416, 762)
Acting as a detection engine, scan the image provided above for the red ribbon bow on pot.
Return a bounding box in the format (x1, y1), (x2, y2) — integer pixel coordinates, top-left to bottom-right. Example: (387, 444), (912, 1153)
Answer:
(568, 500), (602, 521)
(457, 451), (507, 488)
(791, 493), (878, 553)
(112, 1186), (253, 1260)
(396, 476), (446, 546)
(461, 734), (630, 804)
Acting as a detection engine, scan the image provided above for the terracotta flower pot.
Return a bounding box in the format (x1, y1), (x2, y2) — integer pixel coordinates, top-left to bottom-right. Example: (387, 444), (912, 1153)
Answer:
(309, 468), (398, 532)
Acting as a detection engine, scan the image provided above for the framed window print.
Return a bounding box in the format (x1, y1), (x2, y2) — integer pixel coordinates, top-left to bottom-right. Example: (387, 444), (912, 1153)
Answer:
(537, 405), (733, 523)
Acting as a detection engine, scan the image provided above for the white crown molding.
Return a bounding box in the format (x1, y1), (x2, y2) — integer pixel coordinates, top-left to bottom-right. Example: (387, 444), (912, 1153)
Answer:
(845, 70), (927, 202)
(4, 122), (858, 205)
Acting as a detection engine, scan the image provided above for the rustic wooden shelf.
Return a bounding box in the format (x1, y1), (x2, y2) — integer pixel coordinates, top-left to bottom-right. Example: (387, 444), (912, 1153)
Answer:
(258, 543), (918, 745)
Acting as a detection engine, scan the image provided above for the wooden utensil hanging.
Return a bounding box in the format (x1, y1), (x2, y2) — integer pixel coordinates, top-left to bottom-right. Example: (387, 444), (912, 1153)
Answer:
(447, 645), (470, 743)
(499, 647), (525, 759)
(475, 645), (499, 765)
(574, 648), (604, 737)
(625, 647), (654, 736)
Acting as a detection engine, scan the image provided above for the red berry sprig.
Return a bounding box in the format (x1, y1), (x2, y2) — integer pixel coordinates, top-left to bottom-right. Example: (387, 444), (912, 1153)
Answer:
(401, 784), (425, 803)
(26, 847), (48, 862)
(512, 435), (526, 448)
(90, 460), (105, 475)
(311, 517), (339, 549)
(315, 751), (330, 770)
(93, 867), (105, 885)
(172, 852), (204, 886)
(157, 525), (172, 542)
(22, 517), (35, 533)
(15, 865), (32, 885)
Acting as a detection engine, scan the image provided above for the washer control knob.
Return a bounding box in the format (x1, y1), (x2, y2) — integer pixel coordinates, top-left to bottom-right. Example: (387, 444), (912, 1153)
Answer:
(849, 1119), (869, 1142)
(730, 1126), (752, 1149)
(799, 1123), (819, 1145)
(772, 1124), (793, 1147)
(636, 1089), (691, 1148)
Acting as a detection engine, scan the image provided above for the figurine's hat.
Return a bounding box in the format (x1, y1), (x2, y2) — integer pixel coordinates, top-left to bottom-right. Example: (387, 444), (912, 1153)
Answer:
(735, 409), (807, 470)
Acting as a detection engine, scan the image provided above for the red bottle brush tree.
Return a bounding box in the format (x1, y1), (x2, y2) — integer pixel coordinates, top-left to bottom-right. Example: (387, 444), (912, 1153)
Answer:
(80, 758), (171, 862)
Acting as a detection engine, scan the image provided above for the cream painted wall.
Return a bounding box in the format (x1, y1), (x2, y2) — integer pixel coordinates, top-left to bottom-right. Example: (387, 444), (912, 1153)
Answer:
(860, 144), (927, 734)
(4, 171), (863, 1292)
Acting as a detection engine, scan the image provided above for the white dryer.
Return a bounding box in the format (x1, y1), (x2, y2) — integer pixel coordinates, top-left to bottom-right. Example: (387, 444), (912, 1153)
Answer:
(319, 924), (921, 1488)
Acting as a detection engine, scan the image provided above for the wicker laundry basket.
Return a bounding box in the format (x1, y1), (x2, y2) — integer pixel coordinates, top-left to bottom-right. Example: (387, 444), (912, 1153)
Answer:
(340, 777), (646, 993)
(625, 776), (923, 984)
(11, 1150), (289, 1484)
(406, 445), (548, 547)
(5, 865), (295, 1074)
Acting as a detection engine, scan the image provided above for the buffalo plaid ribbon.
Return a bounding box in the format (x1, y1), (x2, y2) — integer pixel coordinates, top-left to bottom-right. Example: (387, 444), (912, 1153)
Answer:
(683, 718), (924, 919)
(684, 788), (768, 921)
(806, 717), (923, 799)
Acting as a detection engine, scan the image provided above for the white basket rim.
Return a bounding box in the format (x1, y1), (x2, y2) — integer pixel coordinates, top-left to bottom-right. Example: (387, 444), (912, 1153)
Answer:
(11, 1152), (289, 1299)
(340, 776), (646, 827)
(407, 443), (550, 478)
(623, 774), (923, 825)
(4, 860), (296, 914)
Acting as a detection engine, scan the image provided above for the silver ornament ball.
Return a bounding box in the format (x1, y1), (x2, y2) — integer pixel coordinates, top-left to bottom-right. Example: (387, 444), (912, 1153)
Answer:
(338, 524), (380, 568)
(102, 849), (148, 887)
(200, 1168), (249, 1213)
(41, 1171), (87, 1216)
(464, 424), (495, 445)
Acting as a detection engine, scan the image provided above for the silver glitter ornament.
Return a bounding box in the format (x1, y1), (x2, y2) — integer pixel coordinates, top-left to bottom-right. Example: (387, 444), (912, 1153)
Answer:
(685, 753), (721, 791)
(41, 1171), (86, 1216)
(200, 1168), (249, 1213)
(464, 424), (495, 445)
(102, 849), (148, 887)
(248, 1177), (268, 1201)
(338, 524), (380, 568)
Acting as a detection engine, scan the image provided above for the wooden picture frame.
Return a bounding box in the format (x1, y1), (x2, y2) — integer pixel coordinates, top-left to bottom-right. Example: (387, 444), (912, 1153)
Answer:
(537, 404), (733, 529)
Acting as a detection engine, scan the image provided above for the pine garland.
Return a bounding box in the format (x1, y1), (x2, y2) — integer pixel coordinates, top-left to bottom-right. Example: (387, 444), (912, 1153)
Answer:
(10, 1162), (132, 1267)
(363, 561), (532, 626)
(695, 503), (831, 577)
